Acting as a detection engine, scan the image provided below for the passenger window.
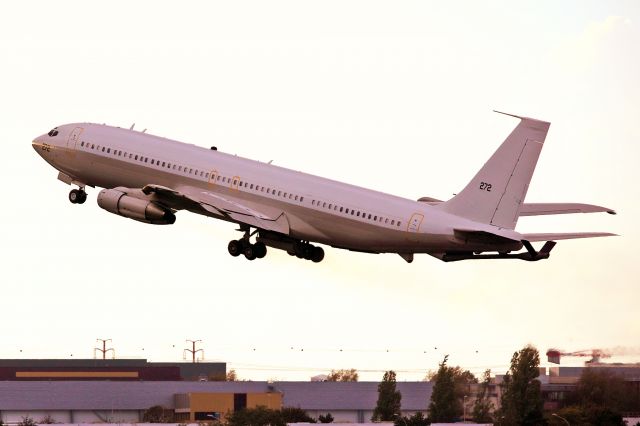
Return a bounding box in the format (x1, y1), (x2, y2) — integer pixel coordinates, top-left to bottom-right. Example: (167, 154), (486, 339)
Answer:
(312, 200), (316, 206)
(340, 207), (343, 212)
(178, 166), (182, 171)
(80, 141), (84, 147)
(322, 202), (326, 208)
(398, 222), (401, 227)
(91, 144), (95, 149)
(151, 159), (155, 165)
(135, 155), (138, 160)
(145, 158), (148, 163)
(295, 195), (298, 201)
(368, 214), (371, 219)
(391, 220), (395, 225)
(300, 197), (304, 202)
(385, 218), (389, 224)
(374, 215), (377, 221)
(284, 192), (287, 198)
(102, 147), (105, 152)
(250, 184), (254, 189)
(351, 210), (355, 215)
(329, 204), (332, 209)
(216, 175), (220, 181)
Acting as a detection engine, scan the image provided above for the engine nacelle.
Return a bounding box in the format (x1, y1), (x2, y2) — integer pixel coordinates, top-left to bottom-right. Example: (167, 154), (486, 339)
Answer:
(97, 188), (176, 225)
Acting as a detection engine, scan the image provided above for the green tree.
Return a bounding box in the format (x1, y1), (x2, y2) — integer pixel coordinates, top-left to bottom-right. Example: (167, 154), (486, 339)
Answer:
(394, 412), (430, 426)
(372, 370), (402, 421)
(17, 417), (36, 426)
(318, 413), (334, 423)
(570, 368), (637, 413)
(497, 345), (544, 426)
(142, 405), (174, 423)
(472, 369), (494, 423)
(326, 368), (358, 382)
(226, 406), (316, 426)
(428, 355), (460, 422)
(280, 407), (316, 423)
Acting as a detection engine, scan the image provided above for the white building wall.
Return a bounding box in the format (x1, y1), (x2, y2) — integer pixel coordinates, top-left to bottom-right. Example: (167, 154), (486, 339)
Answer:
(0, 411), (140, 424)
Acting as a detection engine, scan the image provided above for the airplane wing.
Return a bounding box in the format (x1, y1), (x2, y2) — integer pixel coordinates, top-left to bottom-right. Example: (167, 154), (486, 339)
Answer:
(522, 232), (617, 242)
(141, 184), (290, 234)
(519, 203), (616, 216)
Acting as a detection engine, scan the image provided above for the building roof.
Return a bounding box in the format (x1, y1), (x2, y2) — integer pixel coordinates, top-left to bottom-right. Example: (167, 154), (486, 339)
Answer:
(0, 381), (432, 411)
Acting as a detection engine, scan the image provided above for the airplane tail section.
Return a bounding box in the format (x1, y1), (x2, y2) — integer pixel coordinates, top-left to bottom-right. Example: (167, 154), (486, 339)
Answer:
(437, 111), (550, 230)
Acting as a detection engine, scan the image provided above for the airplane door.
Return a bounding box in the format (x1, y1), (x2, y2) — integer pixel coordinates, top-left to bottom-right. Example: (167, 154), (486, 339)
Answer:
(230, 176), (240, 191)
(408, 213), (424, 233)
(67, 127), (83, 150)
(208, 170), (219, 186)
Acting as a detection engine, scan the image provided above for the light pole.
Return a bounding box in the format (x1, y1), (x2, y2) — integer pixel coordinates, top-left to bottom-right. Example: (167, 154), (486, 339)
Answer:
(552, 413), (570, 426)
(463, 395), (468, 423)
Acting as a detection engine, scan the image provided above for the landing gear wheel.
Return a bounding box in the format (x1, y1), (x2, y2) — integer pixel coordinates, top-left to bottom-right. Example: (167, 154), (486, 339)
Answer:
(254, 242), (267, 259)
(228, 240), (242, 257)
(243, 244), (257, 261)
(311, 246), (325, 263)
(69, 189), (84, 204)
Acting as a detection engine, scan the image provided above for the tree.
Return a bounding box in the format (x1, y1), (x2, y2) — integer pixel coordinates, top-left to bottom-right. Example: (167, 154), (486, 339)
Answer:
(226, 406), (316, 426)
(472, 369), (494, 423)
(280, 407), (316, 423)
(428, 355), (460, 422)
(226, 369), (238, 381)
(394, 412), (430, 426)
(372, 370), (402, 421)
(142, 405), (174, 423)
(497, 345), (544, 426)
(17, 417), (36, 426)
(38, 415), (56, 424)
(569, 367), (637, 413)
(326, 368), (358, 382)
(318, 413), (334, 423)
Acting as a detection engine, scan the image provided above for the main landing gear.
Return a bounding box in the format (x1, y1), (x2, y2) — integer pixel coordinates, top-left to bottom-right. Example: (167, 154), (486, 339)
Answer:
(228, 239), (267, 261)
(68, 188), (87, 204)
(288, 241), (325, 263)
(227, 227), (325, 263)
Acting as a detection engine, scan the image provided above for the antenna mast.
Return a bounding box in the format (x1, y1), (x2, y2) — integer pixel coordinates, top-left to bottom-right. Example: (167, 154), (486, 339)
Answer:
(184, 339), (204, 363)
(94, 339), (115, 359)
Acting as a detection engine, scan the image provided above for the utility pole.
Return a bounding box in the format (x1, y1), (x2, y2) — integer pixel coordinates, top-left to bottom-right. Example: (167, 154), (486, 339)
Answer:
(94, 339), (115, 359)
(184, 340), (204, 363)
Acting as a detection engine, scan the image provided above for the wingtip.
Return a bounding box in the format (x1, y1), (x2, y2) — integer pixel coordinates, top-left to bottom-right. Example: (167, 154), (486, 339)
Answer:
(607, 210), (617, 215)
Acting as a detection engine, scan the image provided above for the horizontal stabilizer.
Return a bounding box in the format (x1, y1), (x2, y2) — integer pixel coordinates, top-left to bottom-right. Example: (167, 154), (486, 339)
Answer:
(520, 203), (616, 216)
(522, 232), (617, 242)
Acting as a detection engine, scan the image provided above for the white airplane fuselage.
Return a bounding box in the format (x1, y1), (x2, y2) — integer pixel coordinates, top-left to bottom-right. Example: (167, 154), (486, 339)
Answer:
(32, 116), (615, 263)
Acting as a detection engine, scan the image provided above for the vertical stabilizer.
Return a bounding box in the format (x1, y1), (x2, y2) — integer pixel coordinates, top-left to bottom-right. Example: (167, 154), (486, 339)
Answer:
(437, 112), (550, 230)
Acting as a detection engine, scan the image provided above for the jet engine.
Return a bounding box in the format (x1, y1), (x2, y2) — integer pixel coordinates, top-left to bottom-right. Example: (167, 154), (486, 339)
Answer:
(97, 188), (176, 225)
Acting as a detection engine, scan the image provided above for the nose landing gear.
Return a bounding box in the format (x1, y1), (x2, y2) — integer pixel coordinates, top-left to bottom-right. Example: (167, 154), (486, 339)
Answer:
(69, 188), (87, 204)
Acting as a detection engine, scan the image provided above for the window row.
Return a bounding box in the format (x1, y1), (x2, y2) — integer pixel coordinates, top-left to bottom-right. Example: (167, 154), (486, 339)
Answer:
(311, 199), (402, 228)
(79, 140), (306, 203)
(80, 141), (214, 179)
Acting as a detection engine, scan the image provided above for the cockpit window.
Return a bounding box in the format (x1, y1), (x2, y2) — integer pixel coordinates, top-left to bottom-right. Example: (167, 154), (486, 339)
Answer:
(48, 128), (59, 137)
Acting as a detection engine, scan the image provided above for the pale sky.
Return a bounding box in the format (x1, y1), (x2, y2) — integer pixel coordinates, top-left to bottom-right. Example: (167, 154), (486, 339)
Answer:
(1, 1), (638, 381)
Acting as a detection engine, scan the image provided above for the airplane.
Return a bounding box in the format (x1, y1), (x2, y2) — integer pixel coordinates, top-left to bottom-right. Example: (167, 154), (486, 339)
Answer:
(32, 111), (616, 264)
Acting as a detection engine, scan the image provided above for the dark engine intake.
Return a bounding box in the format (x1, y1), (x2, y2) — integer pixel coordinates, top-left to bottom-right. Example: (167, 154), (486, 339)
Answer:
(97, 188), (176, 225)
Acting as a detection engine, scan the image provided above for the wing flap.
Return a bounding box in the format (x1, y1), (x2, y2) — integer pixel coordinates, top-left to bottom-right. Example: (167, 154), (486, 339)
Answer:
(141, 184), (290, 234)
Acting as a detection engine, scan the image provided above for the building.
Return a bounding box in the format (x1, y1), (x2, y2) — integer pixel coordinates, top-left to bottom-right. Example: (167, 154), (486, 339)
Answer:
(0, 359), (225, 381)
(0, 381), (432, 424)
